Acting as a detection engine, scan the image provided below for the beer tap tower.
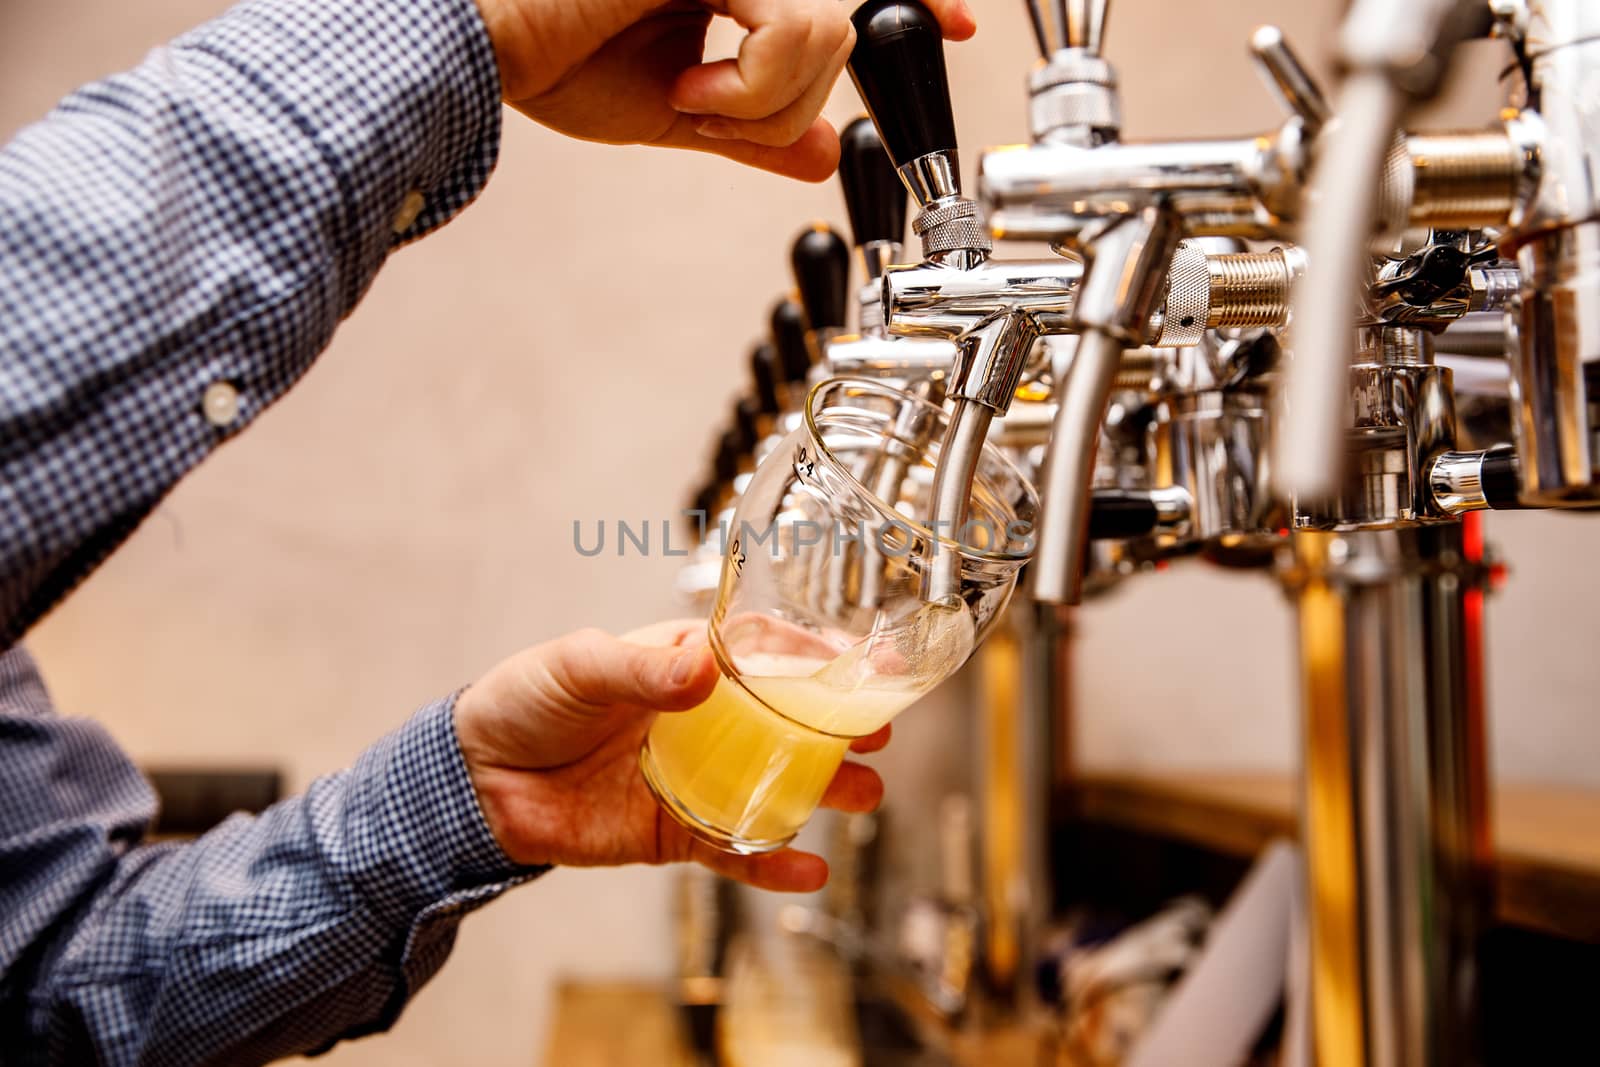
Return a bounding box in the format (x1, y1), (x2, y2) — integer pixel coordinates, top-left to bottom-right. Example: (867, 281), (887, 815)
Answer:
(680, 3), (1597, 1060)
(839, 0), (1600, 1063)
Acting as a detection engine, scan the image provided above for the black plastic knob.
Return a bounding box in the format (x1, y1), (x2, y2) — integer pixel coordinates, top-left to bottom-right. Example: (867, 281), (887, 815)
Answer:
(733, 396), (761, 449)
(770, 299), (812, 384)
(692, 485), (718, 517)
(839, 117), (908, 248)
(1087, 490), (1160, 540)
(1482, 445), (1523, 510)
(791, 225), (851, 334)
(748, 342), (781, 415)
(848, 0), (956, 172)
(715, 428), (744, 482)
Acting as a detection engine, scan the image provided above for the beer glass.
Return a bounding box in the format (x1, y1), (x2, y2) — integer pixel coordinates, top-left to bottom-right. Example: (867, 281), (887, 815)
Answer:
(641, 379), (1038, 854)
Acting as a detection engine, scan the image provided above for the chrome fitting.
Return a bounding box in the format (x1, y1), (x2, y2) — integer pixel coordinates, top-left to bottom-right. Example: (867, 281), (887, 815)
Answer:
(1030, 49), (1120, 146)
(1407, 131), (1522, 229)
(913, 198), (993, 261)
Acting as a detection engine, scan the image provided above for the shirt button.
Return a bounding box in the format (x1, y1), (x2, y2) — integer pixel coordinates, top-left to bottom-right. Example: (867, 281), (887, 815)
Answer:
(202, 381), (241, 427)
(393, 189), (427, 234)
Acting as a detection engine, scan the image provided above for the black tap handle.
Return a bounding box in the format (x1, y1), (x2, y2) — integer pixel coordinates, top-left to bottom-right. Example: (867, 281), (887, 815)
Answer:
(848, 0), (956, 172)
(693, 485), (719, 517)
(1087, 490), (1160, 540)
(1482, 444), (1524, 510)
(839, 117), (909, 248)
(749, 342), (781, 414)
(733, 396), (761, 450)
(770, 299), (812, 384)
(714, 431), (741, 483)
(791, 224), (851, 334)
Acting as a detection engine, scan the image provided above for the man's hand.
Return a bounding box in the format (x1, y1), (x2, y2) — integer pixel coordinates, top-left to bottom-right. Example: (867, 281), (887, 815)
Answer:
(453, 620), (892, 892)
(472, 0), (977, 181)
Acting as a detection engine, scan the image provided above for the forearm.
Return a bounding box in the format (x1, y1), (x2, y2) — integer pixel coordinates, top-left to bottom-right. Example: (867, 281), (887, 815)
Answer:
(8, 696), (541, 1066)
(0, 0), (502, 650)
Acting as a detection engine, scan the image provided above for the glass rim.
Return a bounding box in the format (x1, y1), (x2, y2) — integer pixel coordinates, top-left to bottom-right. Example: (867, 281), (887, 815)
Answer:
(801, 377), (1039, 565)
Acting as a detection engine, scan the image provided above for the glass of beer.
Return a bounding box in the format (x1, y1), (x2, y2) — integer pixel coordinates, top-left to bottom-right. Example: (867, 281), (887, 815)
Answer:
(641, 379), (1038, 855)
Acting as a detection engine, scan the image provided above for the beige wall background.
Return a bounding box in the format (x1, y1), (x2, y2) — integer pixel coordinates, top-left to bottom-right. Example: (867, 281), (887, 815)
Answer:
(4, 1), (1597, 1064)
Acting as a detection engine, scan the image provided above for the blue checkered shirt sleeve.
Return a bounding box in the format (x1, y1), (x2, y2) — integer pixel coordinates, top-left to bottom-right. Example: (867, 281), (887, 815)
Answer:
(0, 0), (550, 1062)
(1, 0), (503, 648)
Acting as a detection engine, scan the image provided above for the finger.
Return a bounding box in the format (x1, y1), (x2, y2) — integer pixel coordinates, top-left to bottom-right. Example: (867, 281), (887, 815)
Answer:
(670, 0), (853, 120)
(693, 841), (830, 893)
(925, 0), (978, 41)
(849, 723), (892, 754)
(819, 760), (884, 813)
(658, 115), (841, 183)
(688, 32), (851, 149)
(543, 628), (716, 711)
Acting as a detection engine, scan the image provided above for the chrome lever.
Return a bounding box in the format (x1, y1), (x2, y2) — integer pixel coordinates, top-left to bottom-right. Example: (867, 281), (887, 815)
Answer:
(1249, 25), (1330, 137)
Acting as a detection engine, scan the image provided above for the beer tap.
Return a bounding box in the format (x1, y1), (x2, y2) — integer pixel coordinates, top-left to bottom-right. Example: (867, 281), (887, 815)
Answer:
(983, 3), (1350, 602)
(1280, 0), (1503, 501)
(839, 116), (909, 335)
(825, 119), (960, 386)
(850, 0), (1303, 603)
(848, 0), (1083, 604)
(1265, 8), (1541, 1059)
(1496, 1), (1600, 505)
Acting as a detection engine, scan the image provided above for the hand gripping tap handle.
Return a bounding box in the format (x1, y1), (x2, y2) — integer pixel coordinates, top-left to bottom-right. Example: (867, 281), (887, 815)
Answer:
(790, 225), (852, 336)
(839, 117), (909, 249)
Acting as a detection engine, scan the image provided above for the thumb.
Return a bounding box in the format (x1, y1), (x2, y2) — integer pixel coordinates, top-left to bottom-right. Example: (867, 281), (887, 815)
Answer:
(545, 628), (717, 712)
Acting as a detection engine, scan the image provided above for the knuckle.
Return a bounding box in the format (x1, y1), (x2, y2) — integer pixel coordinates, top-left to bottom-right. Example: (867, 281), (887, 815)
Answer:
(551, 628), (612, 704)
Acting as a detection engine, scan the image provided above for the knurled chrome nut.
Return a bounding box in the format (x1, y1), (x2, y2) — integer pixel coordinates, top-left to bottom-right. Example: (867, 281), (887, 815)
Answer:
(1152, 242), (1211, 347)
(1029, 50), (1117, 91)
(1031, 84), (1121, 144)
(913, 200), (993, 257)
(920, 217), (993, 258)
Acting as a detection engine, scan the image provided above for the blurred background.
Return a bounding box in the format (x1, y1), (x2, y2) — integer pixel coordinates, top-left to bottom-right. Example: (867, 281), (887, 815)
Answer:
(4, 1), (1598, 1064)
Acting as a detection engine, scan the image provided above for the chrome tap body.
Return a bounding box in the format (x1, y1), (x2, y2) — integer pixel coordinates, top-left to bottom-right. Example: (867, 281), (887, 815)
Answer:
(1499, 1), (1600, 503)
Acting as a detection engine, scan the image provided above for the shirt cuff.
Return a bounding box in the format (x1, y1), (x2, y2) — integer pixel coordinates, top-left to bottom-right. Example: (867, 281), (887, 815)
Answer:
(342, 694), (543, 925)
(175, 0), (503, 291)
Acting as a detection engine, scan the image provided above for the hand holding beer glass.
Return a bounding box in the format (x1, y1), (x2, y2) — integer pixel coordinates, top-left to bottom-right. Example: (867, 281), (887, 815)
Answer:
(642, 380), (1038, 854)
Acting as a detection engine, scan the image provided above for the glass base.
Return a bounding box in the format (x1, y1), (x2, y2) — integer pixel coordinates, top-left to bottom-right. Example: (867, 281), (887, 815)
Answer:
(638, 740), (795, 856)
